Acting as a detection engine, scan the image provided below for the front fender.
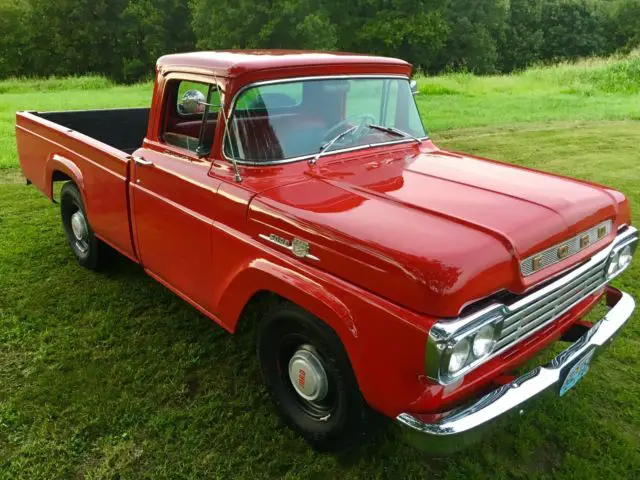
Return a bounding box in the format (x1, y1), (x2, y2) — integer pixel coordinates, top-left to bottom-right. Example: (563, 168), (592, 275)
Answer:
(217, 259), (358, 342)
(212, 256), (437, 418)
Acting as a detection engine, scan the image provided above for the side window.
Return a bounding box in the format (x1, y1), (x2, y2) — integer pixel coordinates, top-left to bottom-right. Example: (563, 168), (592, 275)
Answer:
(163, 79), (220, 155)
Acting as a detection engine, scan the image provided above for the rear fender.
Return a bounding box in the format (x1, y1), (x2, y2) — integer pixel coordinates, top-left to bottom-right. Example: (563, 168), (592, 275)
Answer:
(45, 154), (85, 203)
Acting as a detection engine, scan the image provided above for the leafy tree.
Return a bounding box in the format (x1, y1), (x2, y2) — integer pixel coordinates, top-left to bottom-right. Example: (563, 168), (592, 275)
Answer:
(1, 0), (639, 81)
(191, 0), (336, 50)
(326, 0), (449, 73)
(611, 0), (640, 51)
(438, 0), (509, 74)
(539, 0), (607, 62)
(118, 0), (194, 82)
(25, 0), (129, 77)
(0, 0), (192, 81)
(499, 0), (545, 71)
(0, 0), (32, 78)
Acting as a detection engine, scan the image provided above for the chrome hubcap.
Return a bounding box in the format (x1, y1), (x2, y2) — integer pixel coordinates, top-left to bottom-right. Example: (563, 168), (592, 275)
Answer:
(70, 211), (89, 251)
(288, 345), (328, 402)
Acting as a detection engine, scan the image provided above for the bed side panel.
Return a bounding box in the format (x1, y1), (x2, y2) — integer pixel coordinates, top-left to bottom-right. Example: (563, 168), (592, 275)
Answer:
(16, 112), (136, 260)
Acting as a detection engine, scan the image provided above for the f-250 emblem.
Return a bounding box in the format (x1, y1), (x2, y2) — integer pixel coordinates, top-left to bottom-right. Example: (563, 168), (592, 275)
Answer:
(268, 234), (290, 248)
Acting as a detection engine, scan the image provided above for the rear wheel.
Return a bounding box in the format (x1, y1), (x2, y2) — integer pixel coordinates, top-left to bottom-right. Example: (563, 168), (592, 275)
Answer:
(60, 182), (103, 269)
(257, 302), (374, 452)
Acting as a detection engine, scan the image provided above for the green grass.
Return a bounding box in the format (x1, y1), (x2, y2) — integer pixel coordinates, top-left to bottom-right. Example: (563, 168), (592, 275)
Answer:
(1, 55), (640, 478)
(0, 78), (152, 169)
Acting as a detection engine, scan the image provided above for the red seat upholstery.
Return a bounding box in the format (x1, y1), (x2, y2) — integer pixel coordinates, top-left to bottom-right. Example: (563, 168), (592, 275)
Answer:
(229, 113), (326, 162)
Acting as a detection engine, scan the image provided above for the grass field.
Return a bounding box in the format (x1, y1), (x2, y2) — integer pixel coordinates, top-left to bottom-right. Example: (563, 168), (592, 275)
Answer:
(1, 54), (639, 478)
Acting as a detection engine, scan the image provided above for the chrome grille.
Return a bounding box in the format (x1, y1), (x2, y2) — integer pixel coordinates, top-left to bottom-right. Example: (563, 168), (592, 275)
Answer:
(426, 225), (637, 386)
(496, 256), (608, 351)
(520, 220), (612, 276)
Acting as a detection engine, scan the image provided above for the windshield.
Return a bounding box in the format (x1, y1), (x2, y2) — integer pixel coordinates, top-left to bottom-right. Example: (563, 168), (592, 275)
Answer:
(224, 77), (427, 164)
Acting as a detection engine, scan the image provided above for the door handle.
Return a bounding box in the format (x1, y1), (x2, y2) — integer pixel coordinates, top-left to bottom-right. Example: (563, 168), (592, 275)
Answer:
(133, 155), (153, 166)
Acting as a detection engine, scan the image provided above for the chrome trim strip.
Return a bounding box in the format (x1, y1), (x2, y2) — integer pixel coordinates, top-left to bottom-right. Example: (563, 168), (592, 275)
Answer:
(221, 74), (428, 167)
(399, 288), (635, 455)
(520, 220), (612, 276)
(258, 234), (320, 261)
(426, 226), (638, 384)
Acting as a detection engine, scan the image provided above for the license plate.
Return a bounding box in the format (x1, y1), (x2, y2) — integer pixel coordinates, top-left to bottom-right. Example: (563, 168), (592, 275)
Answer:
(559, 350), (595, 396)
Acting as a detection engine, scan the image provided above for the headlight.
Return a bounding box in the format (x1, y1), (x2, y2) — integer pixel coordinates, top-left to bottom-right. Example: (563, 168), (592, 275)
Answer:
(472, 324), (497, 358)
(607, 252), (620, 276)
(618, 245), (632, 269)
(427, 311), (504, 383)
(448, 339), (471, 374)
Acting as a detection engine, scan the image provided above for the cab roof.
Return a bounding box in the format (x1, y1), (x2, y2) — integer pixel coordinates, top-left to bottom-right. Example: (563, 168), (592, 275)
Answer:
(156, 50), (412, 79)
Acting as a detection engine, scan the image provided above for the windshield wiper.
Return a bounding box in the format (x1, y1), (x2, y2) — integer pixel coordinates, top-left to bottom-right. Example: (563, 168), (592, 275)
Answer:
(309, 125), (360, 165)
(366, 124), (423, 144)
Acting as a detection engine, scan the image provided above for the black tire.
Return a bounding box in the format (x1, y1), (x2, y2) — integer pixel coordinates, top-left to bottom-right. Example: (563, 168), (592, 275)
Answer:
(60, 182), (103, 270)
(257, 302), (374, 452)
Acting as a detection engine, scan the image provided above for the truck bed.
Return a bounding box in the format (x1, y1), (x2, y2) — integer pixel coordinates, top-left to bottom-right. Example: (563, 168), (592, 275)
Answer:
(15, 108), (149, 260)
(36, 107), (149, 154)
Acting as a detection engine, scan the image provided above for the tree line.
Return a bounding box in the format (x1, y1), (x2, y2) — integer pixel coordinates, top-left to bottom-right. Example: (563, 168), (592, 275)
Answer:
(1, 0), (639, 83)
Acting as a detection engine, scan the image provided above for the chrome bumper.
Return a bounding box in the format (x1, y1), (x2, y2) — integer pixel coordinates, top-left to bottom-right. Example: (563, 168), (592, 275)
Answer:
(397, 287), (635, 455)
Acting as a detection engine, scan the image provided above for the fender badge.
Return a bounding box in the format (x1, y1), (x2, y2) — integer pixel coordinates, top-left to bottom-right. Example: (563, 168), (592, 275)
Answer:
(291, 238), (310, 258)
(259, 233), (319, 261)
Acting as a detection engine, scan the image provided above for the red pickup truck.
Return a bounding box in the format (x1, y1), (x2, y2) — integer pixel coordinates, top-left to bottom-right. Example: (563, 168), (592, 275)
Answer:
(16, 51), (637, 454)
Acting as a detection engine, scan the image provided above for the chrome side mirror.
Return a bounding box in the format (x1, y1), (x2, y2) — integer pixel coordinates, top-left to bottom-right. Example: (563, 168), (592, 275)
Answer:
(178, 89), (206, 115)
(410, 80), (419, 96)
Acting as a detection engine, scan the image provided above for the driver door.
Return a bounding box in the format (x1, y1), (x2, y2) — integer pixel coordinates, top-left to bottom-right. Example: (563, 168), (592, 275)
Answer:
(130, 76), (222, 313)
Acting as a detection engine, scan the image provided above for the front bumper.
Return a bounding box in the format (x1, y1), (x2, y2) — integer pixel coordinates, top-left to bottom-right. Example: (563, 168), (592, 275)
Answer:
(396, 286), (635, 455)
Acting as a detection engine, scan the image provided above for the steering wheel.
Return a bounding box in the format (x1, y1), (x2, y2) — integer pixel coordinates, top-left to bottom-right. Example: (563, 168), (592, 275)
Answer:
(322, 113), (376, 144)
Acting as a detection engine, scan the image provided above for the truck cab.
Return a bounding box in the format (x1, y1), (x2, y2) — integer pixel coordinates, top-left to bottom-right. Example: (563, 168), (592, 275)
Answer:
(16, 51), (638, 454)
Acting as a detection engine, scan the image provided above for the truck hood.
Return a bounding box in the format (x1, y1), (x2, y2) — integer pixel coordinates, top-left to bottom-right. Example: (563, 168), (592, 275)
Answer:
(248, 147), (620, 317)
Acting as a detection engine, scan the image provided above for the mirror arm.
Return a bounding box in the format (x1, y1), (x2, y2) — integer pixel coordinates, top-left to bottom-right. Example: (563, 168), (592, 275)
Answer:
(197, 101), (221, 108)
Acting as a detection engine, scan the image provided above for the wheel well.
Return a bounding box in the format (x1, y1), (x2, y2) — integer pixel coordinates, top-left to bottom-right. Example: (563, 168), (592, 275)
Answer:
(51, 170), (73, 202)
(234, 290), (286, 335)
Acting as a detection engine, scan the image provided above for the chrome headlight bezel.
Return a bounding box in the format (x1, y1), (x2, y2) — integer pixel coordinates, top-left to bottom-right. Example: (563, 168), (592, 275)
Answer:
(607, 237), (637, 280)
(426, 308), (505, 384)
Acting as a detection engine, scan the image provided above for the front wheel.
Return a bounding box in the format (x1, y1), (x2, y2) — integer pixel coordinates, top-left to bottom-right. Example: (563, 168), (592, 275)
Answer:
(257, 303), (375, 452)
(60, 182), (103, 269)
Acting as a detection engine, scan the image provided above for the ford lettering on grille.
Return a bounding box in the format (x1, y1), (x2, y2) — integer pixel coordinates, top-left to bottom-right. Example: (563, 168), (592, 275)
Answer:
(521, 220), (612, 276)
